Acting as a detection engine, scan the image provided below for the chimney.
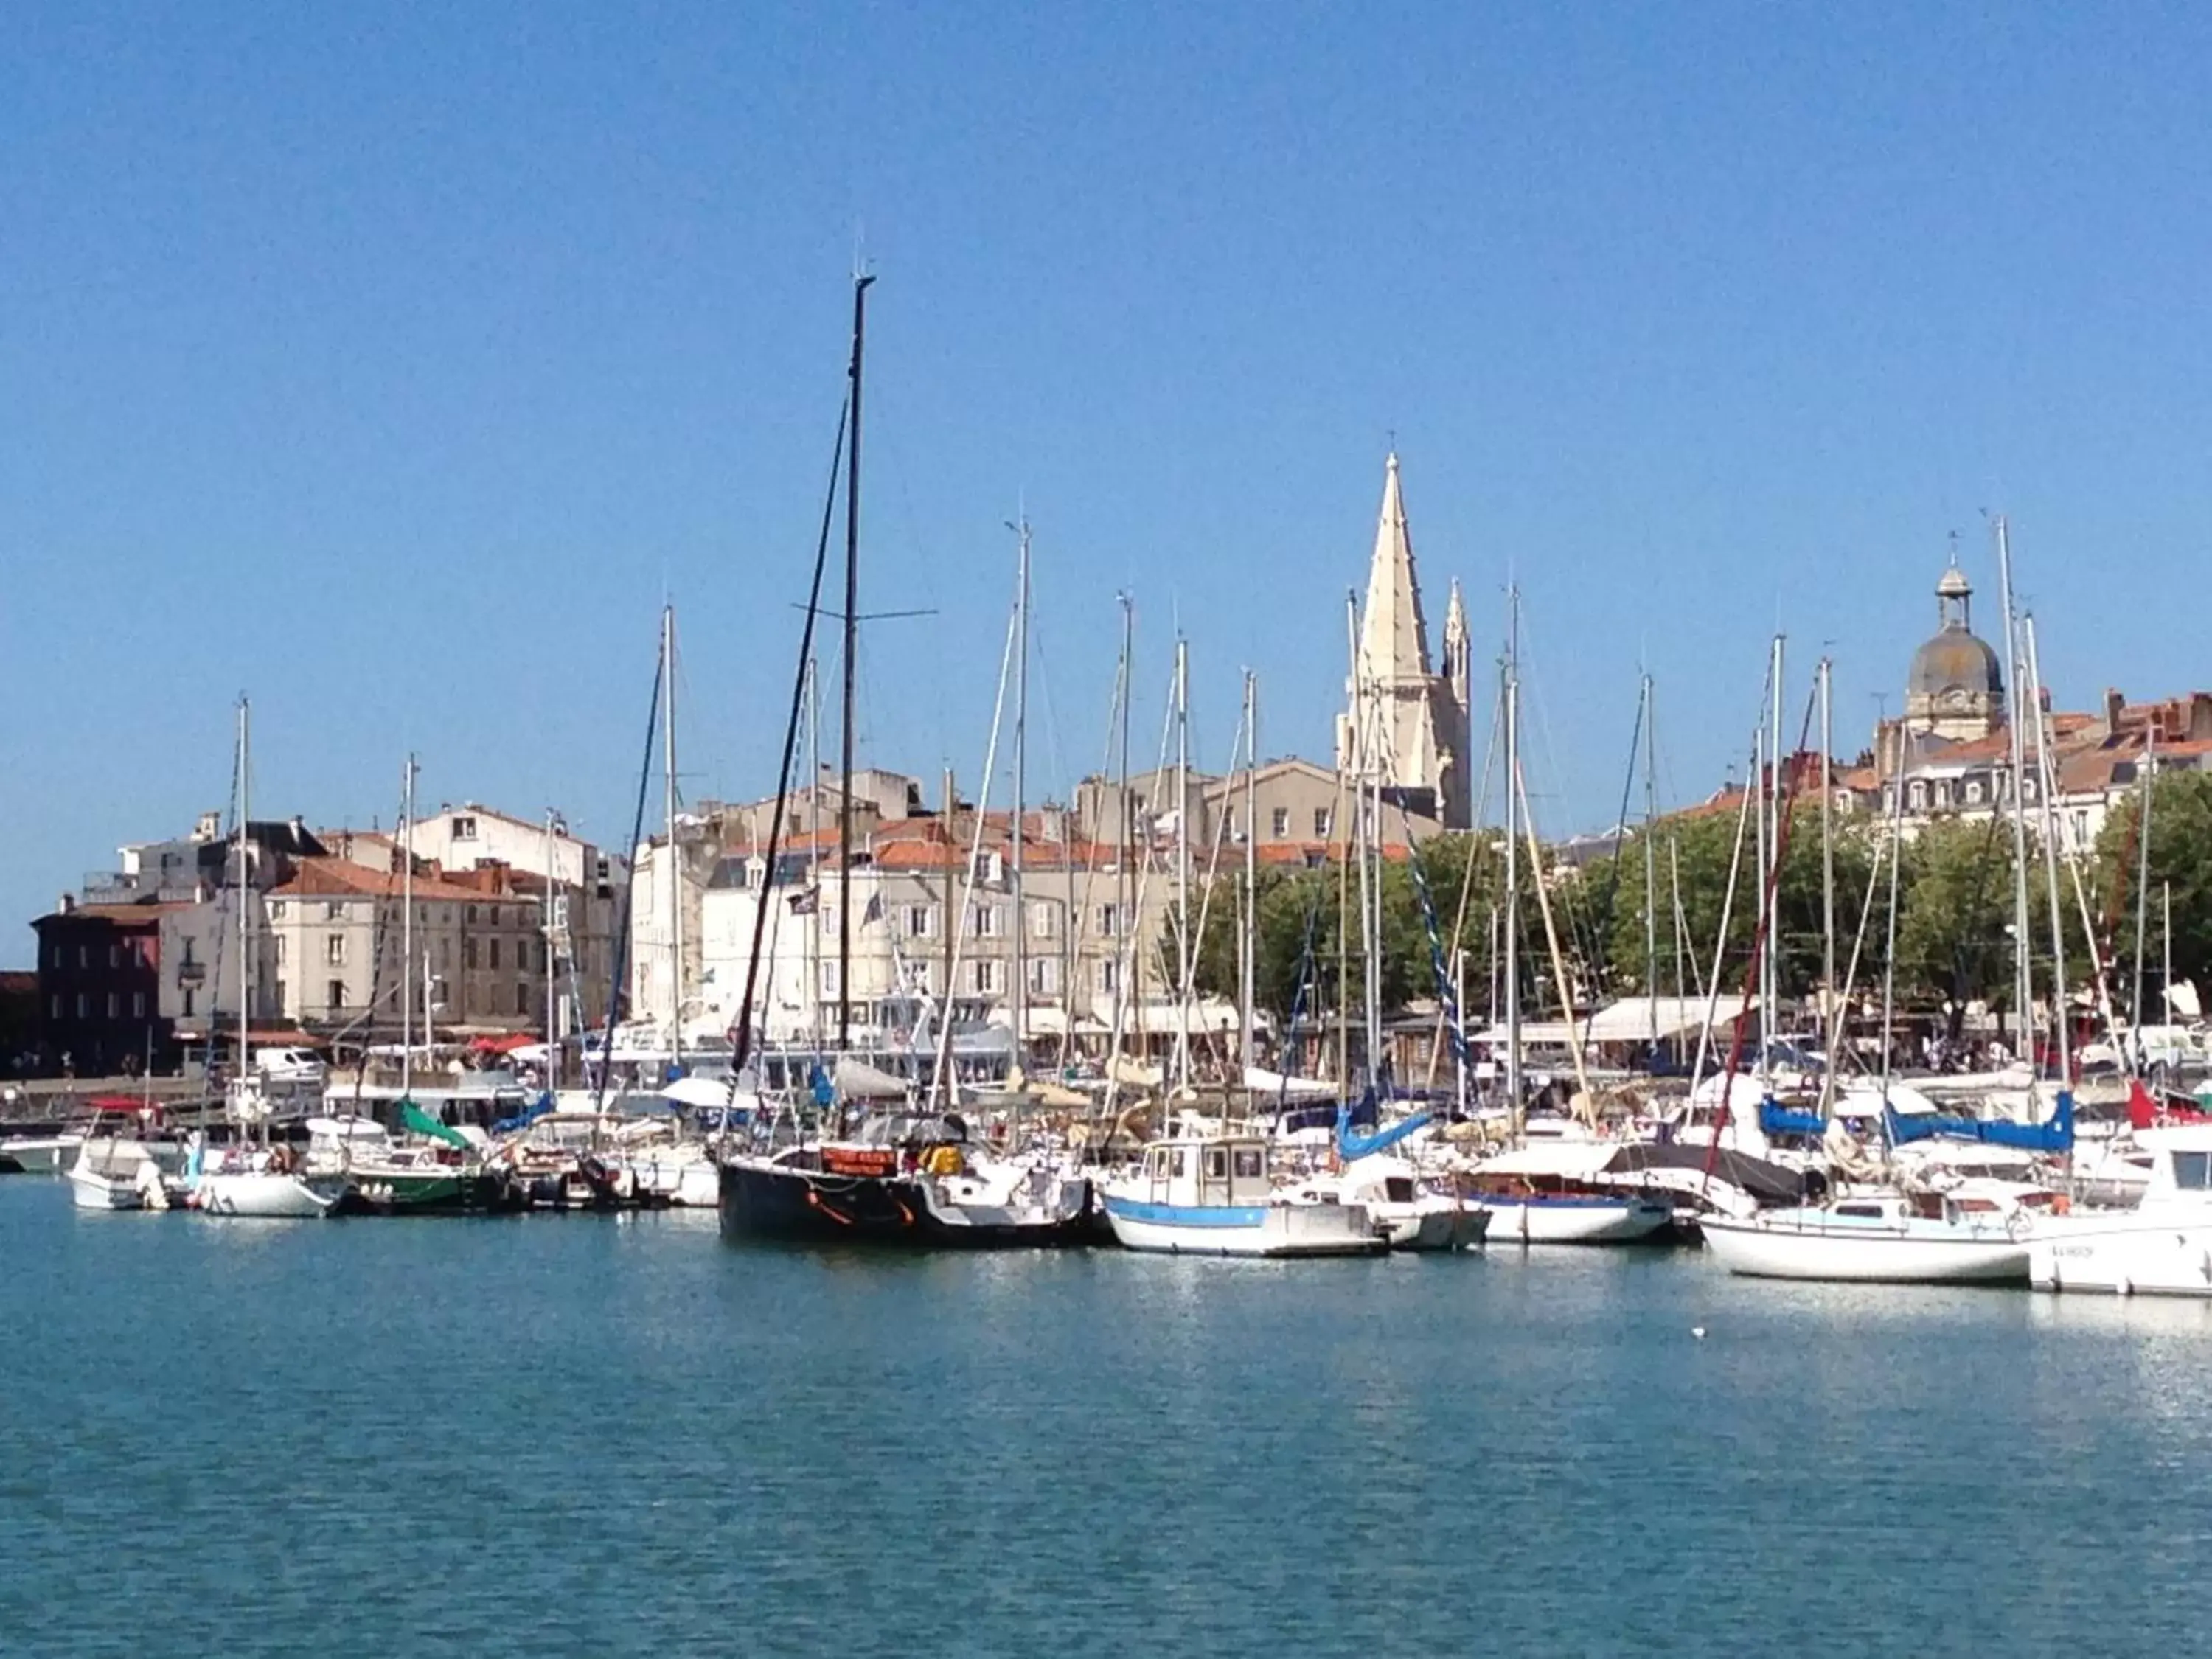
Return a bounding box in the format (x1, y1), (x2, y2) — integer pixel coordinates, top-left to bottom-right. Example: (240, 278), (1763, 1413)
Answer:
(58, 893), (75, 914)
(2104, 688), (2125, 731)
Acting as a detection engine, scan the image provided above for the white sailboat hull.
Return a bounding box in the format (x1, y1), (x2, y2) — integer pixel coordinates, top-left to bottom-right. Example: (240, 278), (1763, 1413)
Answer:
(1103, 1198), (1385, 1257)
(193, 1171), (341, 1219)
(1484, 1196), (1674, 1245)
(68, 1167), (147, 1210)
(2031, 1217), (2212, 1296)
(1703, 1216), (2028, 1282)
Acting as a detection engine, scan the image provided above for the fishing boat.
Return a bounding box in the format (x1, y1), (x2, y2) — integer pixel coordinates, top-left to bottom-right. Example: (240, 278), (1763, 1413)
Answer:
(1701, 1193), (2029, 1283)
(2030, 1125), (2212, 1295)
(1101, 1128), (1384, 1257)
(720, 1110), (1098, 1247)
(1287, 1153), (1486, 1251)
(66, 1137), (170, 1211)
(1461, 1143), (1676, 1244)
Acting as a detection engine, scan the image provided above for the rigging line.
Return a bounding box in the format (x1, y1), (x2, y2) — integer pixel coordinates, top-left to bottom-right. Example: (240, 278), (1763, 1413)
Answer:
(594, 630), (665, 1117)
(1586, 681), (1649, 991)
(726, 396), (850, 1088)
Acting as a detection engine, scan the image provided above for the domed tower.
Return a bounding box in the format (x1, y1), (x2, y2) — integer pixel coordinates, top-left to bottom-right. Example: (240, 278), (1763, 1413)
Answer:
(1905, 555), (2006, 741)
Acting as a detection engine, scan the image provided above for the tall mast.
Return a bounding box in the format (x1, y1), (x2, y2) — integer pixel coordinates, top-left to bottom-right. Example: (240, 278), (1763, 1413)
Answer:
(1503, 590), (1522, 1131)
(662, 603), (682, 1074)
(1641, 672), (1658, 1051)
(1994, 516), (2035, 1062)
(237, 698), (252, 1083)
(1819, 656), (1837, 1085)
(1764, 633), (1783, 1083)
(1111, 597), (1133, 1072)
(543, 809), (557, 1074)
(2023, 616), (2073, 1084)
(401, 754), (415, 1101)
(1172, 635), (1191, 1096)
(838, 272), (874, 1051)
(2132, 725), (2156, 1063)
(1240, 668), (1258, 1077)
(1338, 589), (1357, 1091)
(1011, 515), (1031, 1068)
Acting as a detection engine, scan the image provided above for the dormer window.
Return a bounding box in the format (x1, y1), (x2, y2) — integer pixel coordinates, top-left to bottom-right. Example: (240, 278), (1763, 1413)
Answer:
(452, 815), (478, 841)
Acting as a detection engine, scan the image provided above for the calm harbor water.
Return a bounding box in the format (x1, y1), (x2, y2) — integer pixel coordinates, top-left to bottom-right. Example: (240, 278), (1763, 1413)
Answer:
(5, 1180), (2210, 1658)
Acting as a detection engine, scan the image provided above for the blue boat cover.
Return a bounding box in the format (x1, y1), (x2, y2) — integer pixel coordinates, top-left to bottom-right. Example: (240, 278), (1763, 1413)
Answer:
(1758, 1098), (1828, 1138)
(1336, 1092), (1433, 1160)
(1885, 1089), (2073, 1153)
(490, 1091), (555, 1135)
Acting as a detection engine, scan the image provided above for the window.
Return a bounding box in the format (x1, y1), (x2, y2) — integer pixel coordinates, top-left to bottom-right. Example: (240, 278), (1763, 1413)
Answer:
(2175, 1152), (2212, 1191)
(1232, 1148), (1265, 1180)
(105, 992), (118, 1020)
(817, 960), (841, 998)
(452, 815), (478, 841)
(1313, 807), (1332, 837)
(326, 902), (344, 921)
(515, 983), (532, 1015)
(50, 994), (61, 1019)
(1029, 957), (1060, 996)
(270, 902), (286, 919)
(905, 904), (936, 939)
(966, 903), (1002, 939)
(78, 945), (88, 968)
(1965, 780), (1984, 805)
(1271, 807), (1290, 838)
(274, 979), (286, 1009)
(2022, 777), (2037, 802)
(465, 939), (479, 970)
(1095, 903), (1121, 938)
(1170, 1147), (1189, 1179)
(75, 993), (87, 1019)
(969, 959), (1003, 995)
(327, 979), (347, 1011)
(108, 944), (119, 968)
(1097, 959), (1120, 994)
(1204, 1149), (1227, 1180)
(465, 905), (479, 924)
(489, 939), (501, 971)
(132, 992), (145, 1018)
(1029, 902), (1056, 939)
(326, 935), (346, 966)
(275, 936), (287, 964)
(1908, 782), (1927, 810)
(1933, 781), (1951, 809)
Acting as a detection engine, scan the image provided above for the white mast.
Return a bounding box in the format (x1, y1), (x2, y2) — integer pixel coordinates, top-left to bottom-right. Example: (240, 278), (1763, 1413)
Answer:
(1240, 667), (1258, 1077)
(1172, 635), (1192, 1097)
(2132, 725), (2157, 1065)
(1764, 633), (1783, 1086)
(1011, 515), (1031, 1068)
(236, 698), (252, 1089)
(1641, 672), (1658, 1052)
(1503, 591), (1523, 1132)
(401, 754), (415, 1102)
(1819, 655), (1837, 1100)
(1994, 515), (2035, 1061)
(2022, 616), (2073, 1085)
(661, 602), (683, 1075)
(543, 808), (558, 1077)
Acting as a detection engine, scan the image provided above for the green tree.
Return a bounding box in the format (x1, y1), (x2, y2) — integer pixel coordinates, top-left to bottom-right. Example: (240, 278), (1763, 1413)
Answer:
(1891, 817), (2017, 1034)
(2093, 771), (2212, 1018)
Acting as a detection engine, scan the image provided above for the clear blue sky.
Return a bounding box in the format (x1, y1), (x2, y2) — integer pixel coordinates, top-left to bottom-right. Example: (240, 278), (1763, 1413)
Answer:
(7, 2), (2210, 961)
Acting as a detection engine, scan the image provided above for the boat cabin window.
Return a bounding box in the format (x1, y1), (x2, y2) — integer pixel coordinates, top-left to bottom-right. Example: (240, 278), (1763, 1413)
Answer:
(1834, 1203), (1887, 1219)
(1232, 1148), (1265, 1180)
(2174, 1151), (2212, 1191)
(1145, 1147), (1167, 1178)
(1170, 1147), (1189, 1180)
(1384, 1176), (1415, 1203)
(1204, 1149), (1227, 1180)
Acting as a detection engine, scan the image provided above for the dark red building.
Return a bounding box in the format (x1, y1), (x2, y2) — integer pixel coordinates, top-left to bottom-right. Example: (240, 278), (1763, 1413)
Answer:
(32, 898), (178, 1075)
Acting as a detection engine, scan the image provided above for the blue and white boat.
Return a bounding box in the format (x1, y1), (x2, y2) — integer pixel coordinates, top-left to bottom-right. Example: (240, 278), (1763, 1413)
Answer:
(1102, 1130), (1385, 1257)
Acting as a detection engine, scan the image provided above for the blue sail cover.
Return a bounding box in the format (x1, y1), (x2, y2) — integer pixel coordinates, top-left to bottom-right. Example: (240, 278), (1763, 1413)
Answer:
(1758, 1098), (1828, 1138)
(1336, 1094), (1433, 1161)
(490, 1091), (555, 1135)
(1886, 1090), (2073, 1154)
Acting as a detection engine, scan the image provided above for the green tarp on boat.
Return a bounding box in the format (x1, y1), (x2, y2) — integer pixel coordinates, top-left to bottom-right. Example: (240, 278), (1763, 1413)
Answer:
(400, 1100), (472, 1150)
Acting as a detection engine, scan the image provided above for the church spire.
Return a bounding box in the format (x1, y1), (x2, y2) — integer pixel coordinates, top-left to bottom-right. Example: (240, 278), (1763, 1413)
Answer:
(1357, 452), (1434, 686)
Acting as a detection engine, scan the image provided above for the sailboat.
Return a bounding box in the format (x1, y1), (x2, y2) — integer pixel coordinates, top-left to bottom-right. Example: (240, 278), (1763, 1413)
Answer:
(716, 276), (1099, 1249)
(190, 699), (348, 1220)
(1463, 591), (1672, 1244)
